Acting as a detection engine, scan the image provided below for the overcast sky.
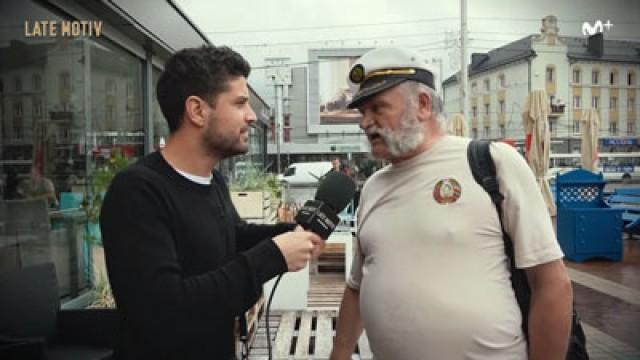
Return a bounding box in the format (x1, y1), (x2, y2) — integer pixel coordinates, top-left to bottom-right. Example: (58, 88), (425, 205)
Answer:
(177, 0), (640, 98)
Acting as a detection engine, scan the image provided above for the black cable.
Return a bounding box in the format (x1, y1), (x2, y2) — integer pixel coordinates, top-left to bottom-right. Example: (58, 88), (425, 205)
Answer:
(266, 273), (284, 360)
(239, 312), (249, 360)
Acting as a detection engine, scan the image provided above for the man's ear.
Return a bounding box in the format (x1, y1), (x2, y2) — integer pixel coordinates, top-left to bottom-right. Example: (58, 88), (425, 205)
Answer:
(417, 91), (432, 122)
(184, 95), (207, 128)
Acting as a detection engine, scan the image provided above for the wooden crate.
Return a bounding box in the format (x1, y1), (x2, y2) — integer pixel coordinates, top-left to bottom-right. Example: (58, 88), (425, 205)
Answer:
(231, 191), (272, 219)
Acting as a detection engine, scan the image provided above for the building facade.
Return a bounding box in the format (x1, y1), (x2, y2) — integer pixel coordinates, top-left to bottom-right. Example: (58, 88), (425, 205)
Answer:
(443, 16), (640, 153)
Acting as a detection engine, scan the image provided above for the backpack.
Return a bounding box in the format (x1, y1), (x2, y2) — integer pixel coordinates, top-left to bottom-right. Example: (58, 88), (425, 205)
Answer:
(467, 139), (589, 360)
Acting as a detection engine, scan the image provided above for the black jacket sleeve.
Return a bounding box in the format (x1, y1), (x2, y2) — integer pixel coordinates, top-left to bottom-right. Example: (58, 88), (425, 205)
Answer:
(99, 170), (286, 354)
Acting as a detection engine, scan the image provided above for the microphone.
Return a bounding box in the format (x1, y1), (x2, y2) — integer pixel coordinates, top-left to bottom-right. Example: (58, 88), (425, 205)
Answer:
(295, 171), (357, 240)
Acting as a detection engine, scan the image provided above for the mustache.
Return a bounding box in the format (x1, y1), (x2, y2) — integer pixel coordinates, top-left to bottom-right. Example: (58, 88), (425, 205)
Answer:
(365, 127), (385, 137)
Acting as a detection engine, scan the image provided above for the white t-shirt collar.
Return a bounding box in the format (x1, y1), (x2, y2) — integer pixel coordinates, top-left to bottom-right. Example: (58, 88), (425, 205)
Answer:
(174, 168), (213, 185)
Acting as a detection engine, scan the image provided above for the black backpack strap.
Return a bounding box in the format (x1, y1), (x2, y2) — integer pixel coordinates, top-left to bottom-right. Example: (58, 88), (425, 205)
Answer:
(467, 140), (504, 225)
(467, 139), (531, 335)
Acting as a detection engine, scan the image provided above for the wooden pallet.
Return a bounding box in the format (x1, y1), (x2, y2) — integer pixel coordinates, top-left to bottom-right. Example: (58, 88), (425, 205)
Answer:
(263, 310), (372, 360)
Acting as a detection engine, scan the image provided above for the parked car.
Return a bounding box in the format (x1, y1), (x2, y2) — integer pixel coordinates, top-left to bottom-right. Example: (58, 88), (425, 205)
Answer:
(278, 161), (333, 185)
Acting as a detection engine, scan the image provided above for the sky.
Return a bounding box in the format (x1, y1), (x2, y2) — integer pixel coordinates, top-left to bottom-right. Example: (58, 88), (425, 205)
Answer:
(176, 0), (640, 99)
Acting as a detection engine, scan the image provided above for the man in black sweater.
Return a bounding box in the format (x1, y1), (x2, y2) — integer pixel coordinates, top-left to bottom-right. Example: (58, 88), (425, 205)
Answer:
(99, 45), (323, 359)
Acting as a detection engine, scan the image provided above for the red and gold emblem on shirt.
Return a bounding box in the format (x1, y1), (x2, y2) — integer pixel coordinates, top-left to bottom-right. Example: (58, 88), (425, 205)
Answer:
(433, 178), (462, 204)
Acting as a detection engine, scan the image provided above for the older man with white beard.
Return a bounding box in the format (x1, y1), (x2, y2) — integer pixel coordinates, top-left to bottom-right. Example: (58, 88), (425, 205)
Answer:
(330, 48), (572, 360)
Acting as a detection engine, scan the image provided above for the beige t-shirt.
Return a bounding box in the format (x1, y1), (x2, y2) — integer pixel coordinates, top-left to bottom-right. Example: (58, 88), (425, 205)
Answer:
(348, 135), (563, 360)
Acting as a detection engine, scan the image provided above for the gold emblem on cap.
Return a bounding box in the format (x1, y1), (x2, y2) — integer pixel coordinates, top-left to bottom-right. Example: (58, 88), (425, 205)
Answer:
(350, 64), (365, 84)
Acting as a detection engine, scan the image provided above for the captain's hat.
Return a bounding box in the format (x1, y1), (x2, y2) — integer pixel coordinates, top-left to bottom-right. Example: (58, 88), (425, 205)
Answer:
(347, 47), (435, 109)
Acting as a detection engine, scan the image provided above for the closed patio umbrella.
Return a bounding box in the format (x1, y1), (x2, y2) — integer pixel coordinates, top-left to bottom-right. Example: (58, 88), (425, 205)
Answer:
(522, 90), (556, 216)
(580, 109), (600, 172)
(448, 113), (466, 137)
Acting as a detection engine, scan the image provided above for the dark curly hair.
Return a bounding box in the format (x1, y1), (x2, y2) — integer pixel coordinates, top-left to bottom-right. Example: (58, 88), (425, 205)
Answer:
(156, 45), (250, 133)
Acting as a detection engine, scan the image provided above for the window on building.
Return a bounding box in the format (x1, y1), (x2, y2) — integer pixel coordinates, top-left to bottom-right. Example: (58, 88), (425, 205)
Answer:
(472, 105), (477, 118)
(549, 120), (555, 134)
(499, 100), (505, 113)
(499, 124), (506, 138)
(609, 121), (618, 135)
(0, 1), (140, 299)
(106, 103), (115, 124)
(32, 74), (42, 91)
(13, 100), (23, 118)
(484, 126), (490, 138)
(592, 96), (599, 109)
(592, 70), (599, 85)
(610, 71), (617, 85)
(106, 78), (116, 96)
(573, 121), (580, 134)
(485, 103), (490, 115)
(59, 71), (71, 106)
(498, 74), (505, 88)
(33, 98), (43, 118)
(471, 82), (477, 93)
(12, 117), (23, 139)
(629, 72), (636, 86)
(628, 121), (636, 135)
(153, 67), (169, 149)
(546, 66), (554, 82)
(610, 97), (618, 109)
(484, 79), (490, 91)
(14, 76), (22, 92)
(629, 97), (636, 112)
(126, 80), (136, 122)
(573, 69), (581, 83)
(472, 128), (478, 139)
(573, 96), (581, 108)
(284, 114), (291, 142)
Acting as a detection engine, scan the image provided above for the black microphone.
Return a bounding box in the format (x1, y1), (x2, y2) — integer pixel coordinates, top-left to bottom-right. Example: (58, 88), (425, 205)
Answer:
(295, 171), (357, 240)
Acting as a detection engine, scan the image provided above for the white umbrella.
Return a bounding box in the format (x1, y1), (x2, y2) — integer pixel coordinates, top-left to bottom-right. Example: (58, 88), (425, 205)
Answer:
(447, 113), (466, 136)
(522, 90), (556, 216)
(580, 109), (600, 172)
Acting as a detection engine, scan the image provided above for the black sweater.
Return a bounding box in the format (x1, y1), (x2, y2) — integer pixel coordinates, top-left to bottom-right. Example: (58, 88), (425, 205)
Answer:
(99, 152), (294, 359)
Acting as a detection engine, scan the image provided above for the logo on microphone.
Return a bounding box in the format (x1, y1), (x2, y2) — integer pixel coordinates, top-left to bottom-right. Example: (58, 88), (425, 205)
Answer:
(433, 178), (462, 204)
(582, 20), (613, 36)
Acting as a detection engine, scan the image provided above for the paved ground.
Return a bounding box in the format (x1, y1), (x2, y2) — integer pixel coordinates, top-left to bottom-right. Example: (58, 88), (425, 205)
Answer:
(566, 238), (640, 359)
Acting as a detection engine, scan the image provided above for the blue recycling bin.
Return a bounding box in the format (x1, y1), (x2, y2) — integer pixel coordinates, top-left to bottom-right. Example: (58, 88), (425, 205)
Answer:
(556, 169), (624, 262)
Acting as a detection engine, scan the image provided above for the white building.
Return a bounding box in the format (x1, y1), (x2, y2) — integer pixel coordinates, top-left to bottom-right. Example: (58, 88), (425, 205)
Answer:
(443, 16), (640, 153)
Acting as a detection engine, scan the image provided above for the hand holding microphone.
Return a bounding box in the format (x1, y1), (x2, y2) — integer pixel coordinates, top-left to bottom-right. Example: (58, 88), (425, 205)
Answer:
(295, 171), (357, 240)
(273, 171), (356, 271)
(273, 226), (321, 271)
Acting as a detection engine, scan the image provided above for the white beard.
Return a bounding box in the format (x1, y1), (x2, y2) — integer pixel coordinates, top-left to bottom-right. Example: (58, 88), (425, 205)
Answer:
(370, 108), (425, 157)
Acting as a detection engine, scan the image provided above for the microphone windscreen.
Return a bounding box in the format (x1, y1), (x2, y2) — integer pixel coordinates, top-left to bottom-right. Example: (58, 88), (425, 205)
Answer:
(314, 171), (356, 213)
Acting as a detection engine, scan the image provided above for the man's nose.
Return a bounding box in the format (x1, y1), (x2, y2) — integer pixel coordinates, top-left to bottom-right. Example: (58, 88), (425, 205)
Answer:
(359, 112), (373, 131)
(247, 106), (257, 125)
